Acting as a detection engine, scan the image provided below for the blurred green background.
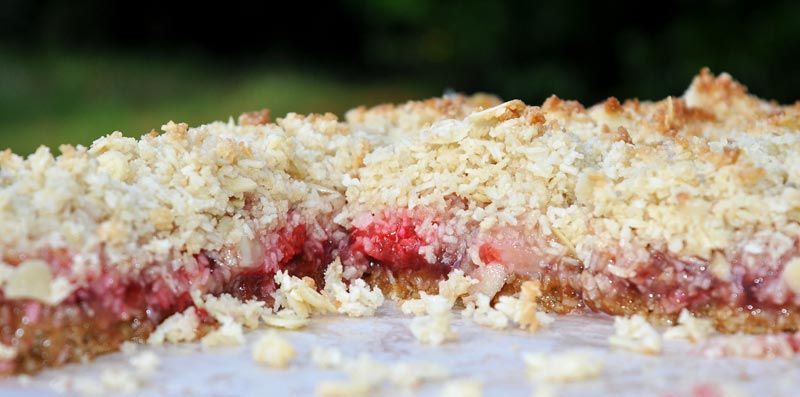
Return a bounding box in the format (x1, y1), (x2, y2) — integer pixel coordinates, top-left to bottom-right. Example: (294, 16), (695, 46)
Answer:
(1, 0), (799, 154)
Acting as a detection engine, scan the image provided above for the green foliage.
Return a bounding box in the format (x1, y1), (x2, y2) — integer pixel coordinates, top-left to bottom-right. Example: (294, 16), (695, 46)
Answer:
(0, 52), (432, 154)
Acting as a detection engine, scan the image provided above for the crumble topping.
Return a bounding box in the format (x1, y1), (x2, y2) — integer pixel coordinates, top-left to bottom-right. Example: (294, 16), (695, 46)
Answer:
(323, 258), (385, 317)
(314, 351), (451, 396)
(345, 94), (501, 145)
(252, 331), (295, 368)
(608, 315), (663, 354)
(195, 292), (266, 329)
(0, 343), (17, 361)
(272, 270), (336, 318)
(782, 257), (800, 294)
(439, 378), (483, 397)
(462, 294), (509, 329)
(523, 350), (603, 382)
(310, 346), (344, 369)
(341, 70), (800, 265)
(663, 309), (715, 343)
(316, 380), (372, 397)
(260, 310), (311, 330)
(407, 294), (457, 345)
(388, 362), (450, 389)
(2, 259), (75, 305)
(495, 280), (554, 332)
(128, 351), (160, 376)
(201, 315), (245, 348)
(401, 269), (477, 315)
(147, 307), (200, 345)
(436, 269), (479, 304)
(0, 105), (372, 286)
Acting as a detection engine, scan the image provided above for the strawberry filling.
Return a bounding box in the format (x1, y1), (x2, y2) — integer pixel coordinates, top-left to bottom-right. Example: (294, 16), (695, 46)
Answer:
(344, 211), (442, 271)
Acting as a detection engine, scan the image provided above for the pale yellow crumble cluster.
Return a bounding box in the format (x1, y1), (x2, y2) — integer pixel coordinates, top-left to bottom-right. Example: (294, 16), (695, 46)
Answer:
(195, 292), (266, 329)
(323, 258), (385, 317)
(608, 315), (663, 355)
(438, 378), (483, 397)
(662, 309), (715, 342)
(345, 94), (501, 145)
(0, 342), (17, 361)
(340, 70), (800, 269)
(312, 348), (450, 397)
(52, 349), (161, 395)
(523, 350), (603, 382)
(148, 259), (384, 350)
(401, 269), (477, 345)
(252, 331), (296, 368)
(272, 270), (336, 318)
(1, 259), (75, 305)
(782, 257), (800, 294)
(463, 281), (554, 331)
(408, 295), (457, 345)
(201, 316), (245, 348)
(147, 307), (200, 345)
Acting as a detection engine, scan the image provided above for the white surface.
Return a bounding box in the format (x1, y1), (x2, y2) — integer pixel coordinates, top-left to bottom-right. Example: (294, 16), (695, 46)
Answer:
(1, 304), (798, 397)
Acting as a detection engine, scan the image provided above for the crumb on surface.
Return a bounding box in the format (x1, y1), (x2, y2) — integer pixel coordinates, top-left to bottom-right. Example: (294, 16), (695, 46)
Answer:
(273, 270), (336, 319)
(324, 258), (385, 317)
(310, 346), (344, 369)
(409, 298), (457, 345)
(523, 350), (603, 382)
(439, 378), (483, 397)
(252, 331), (295, 368)
(608, 315), (663, 355)
(662, 309), (715, 343)
(129, 351), (160, 376)
(201, 315), (245, 348)
(147, 307), (200, 345)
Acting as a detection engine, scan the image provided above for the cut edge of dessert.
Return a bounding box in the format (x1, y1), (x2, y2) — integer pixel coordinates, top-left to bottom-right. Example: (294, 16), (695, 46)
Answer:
(1, 69), (800, 375)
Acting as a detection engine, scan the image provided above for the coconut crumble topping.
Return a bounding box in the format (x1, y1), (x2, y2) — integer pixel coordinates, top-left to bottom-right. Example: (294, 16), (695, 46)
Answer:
(147, 307), (200, 345)
(439, 378), (483, 397)
(408, 295), (457, 345)
(201, 315), (245, 348)
(252, 331), (295, 368)
(323, 258), (385, 317)
(608, 315), (663, 355)
(310, 346), (344, 369)
(195, 292), (267, 330)
(782, 257), (800, 294)
(341, 69), (800, 267)
(272, 270), (336, 319)
(0, 343), (17, 361)
(663, 309), (715, 343)
(462, 294), (509, 329)
(523, 350), (604, 382)
(128, 351), (160, 376)
(312, 350), (450, 397)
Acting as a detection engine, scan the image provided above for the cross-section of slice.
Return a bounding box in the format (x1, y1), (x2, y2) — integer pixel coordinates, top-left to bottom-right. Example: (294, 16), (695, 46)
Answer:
(338, 70), (800, 334)
(0, 94), (495, 374)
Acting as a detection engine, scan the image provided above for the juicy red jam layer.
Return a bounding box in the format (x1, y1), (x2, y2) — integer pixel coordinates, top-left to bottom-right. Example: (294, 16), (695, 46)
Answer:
(0, 219), (330, 374)
(344, 211), (438, 271)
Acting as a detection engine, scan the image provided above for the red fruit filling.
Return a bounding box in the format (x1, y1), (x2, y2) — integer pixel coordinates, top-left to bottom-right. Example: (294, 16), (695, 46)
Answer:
(345, 211), (441, 271)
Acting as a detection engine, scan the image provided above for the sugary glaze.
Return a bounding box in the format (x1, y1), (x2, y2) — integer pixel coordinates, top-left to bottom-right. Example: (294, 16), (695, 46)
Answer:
(2, 71), (800, 374)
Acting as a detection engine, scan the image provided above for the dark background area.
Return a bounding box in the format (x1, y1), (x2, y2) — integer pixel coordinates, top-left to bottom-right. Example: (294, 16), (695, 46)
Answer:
(1, 0), (798, 153)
